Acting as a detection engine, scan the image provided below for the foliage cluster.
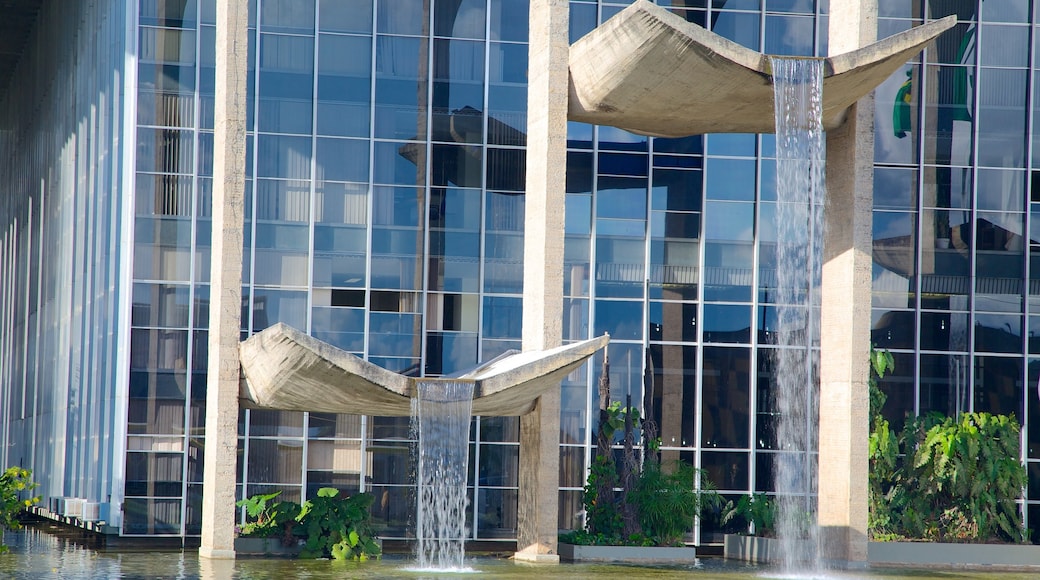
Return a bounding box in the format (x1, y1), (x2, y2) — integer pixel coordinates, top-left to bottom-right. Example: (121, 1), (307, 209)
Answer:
(0, 467), (40, 554)
(720, 493), (776, 538)
(565, 385), (721, 547)
(236, 487), (380, 561)
(868, 348), (1028, 543)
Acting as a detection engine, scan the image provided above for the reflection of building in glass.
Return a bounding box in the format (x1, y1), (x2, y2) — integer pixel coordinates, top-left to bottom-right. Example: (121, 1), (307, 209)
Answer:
(4, 0), (1040, 545)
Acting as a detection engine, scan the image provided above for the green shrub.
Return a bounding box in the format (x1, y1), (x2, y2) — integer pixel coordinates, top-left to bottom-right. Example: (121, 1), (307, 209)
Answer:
(721, 493), (776, 538)
(630, 462), (721, 546)
(238, 487), (381, 560)
(0, 467), (40, 553)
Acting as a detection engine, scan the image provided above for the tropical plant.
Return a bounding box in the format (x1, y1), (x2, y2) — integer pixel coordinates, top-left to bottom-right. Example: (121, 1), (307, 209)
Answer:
(721, 492), (776, 538)
(0, 467), (40, 554)
(867, 345), (1028, 543)
(235, 490), (301, 544)
(297, 487), (380, 561)
(237, 487), (381, 560)
(630, 461), (721, 546)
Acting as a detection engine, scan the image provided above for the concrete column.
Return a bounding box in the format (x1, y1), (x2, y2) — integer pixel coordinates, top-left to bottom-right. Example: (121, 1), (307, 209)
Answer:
(199, 0), (248, 560)
(516, 0), (569, 563)
(819, 0), (876, 567)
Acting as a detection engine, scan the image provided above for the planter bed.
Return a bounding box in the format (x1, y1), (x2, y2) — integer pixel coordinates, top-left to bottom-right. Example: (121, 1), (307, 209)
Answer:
(558, 542), (697, 564)
(234, 537), (302, 557)
(724, 534), (1040, 570)
(868, 541), (1040, 569)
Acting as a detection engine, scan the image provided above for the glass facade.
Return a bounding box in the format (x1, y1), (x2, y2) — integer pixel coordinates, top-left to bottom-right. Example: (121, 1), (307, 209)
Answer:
(6, 0), (1040, 545)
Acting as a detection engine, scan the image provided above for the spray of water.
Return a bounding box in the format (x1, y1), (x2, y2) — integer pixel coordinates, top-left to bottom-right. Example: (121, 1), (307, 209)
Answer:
(413, 381), (474, 570)
(770, 56), (825, 573)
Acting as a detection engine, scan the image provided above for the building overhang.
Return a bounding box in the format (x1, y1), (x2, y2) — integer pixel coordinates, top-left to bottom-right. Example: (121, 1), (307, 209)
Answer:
(568, 0), (956, 137)
(239, 323), (608, 417)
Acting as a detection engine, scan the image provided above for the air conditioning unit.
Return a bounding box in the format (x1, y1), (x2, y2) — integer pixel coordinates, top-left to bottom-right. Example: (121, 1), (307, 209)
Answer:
(81, 502), (101, 522)
(63, 498), (84, 518)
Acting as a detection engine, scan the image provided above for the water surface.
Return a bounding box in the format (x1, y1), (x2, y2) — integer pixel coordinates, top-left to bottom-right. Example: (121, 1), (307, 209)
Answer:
(2, 525), (1038, 580)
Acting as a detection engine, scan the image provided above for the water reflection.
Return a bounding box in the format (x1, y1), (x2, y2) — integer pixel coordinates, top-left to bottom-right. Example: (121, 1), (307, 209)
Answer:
(3, 525), (1040, 580)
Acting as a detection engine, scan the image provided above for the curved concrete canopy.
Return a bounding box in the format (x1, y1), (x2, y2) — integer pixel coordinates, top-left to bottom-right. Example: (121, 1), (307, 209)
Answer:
(238, 323), (609, 417)
(568, 0), (956, 137)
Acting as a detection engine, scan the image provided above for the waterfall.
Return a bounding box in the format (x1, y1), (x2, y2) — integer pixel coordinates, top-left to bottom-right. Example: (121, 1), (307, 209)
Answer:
(414, 381), (474, 570)
(770, 56), (825, 572)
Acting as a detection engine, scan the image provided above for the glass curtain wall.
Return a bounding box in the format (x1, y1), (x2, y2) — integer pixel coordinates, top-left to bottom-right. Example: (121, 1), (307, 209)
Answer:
(0, 0), (132, 529)
(120, 0), (1040, 544)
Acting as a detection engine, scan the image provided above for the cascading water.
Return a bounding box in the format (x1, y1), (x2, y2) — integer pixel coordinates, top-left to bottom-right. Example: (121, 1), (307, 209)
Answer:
(413, 381), (474, 570)
(770, 56), (825, 573)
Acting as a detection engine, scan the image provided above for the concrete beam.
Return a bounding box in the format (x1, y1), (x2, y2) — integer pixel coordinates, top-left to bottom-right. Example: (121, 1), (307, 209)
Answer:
(516, 0), (570, 564)
(567, 0), (952, 137)
(199, 0), (248, 561)
(237, 323), (607, 417)
(819, 0), (877, 568)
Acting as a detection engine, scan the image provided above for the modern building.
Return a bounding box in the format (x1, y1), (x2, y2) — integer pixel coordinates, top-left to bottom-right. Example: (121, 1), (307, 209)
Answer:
(1, 0), (1038, 546)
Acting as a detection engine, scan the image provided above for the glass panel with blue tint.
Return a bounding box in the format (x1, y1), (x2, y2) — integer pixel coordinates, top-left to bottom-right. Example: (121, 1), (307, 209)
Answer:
(371, 227), (424, 289)
(319, 0), (373, 33)
(564, 236), (591, 297)
(140, 0), (199, 27)
(132, 283), (191, 328)
(981, 0), (1030, 23)
(976, 69), (1027, 169)
(251, 289), (308, 332)
(650, 213), (700, 301)
(253, 224), (309, 286)
(921, 65), (975, 166)
(374, 35), (429, 140)
(702, 304), (751, 344)
(595, 223), (645, 299)
(593, 300), (643, 341)
(137, 128), (194, 174)
(134, 217), (193, 282)
(874, 167), (917, 210)
(975, 210), (1025, 306)
(313, 225), (367, 287)
(316, 139), (370, 186)
(490, 0), (528, 42)
(764, 14), (815, 56)
(488, 42), (528, 146)
(872, 210), (917, 308)
(975, 315), (1024, 353)
(711, 10), (761, 50)
(435, 0), (485, 39)
(369, 312), (422, 357)
(596, 176), (647, 219)
(484, 232), (524, 293)
(432, 38), (485, 143)
(257, 34), (314, 135)
(425, 332), (479, 375)
(431, 144), (484, 188)
(255, 179), (310, 222)
(486, 148), (525, 191)
(703, 240), (754, 303)
(701, 346), (750, 448)
(260, 0), (314, 33)
(316, 181), (367, 225)
(429, 188), (481, 292)
(317, 34), (372, 138)
(257, 134), (312, 179)
(312, 306), (366, 352)
(651, 168), (702, 212)
(563, 297), (589, 340)
(598, 153), (648, 177)
(377, 0), (426, 35)
(483, 296), (522, 339)
(977, 169), (1025, 212)
(706, 134), (756, 157)
(598, 126), (648, 152)
(649, 301), (697, 342)
(974, 355), (1023, 417)
(706, 158), (756, 201)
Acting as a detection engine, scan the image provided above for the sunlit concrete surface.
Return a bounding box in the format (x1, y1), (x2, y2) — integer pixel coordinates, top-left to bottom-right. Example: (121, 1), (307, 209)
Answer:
(567, 0), (955, 137)
(239, 323), (608, 417)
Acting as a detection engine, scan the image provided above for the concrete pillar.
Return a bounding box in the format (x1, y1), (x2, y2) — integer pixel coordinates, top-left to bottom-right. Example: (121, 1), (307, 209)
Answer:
(199, 0), (248, 561)
(516, 0), (569, 563)
(819, 0), (876, 568)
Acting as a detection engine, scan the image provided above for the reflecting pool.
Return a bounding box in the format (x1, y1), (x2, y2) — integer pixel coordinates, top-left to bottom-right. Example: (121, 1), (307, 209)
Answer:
(2, 524), (1039, 580)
